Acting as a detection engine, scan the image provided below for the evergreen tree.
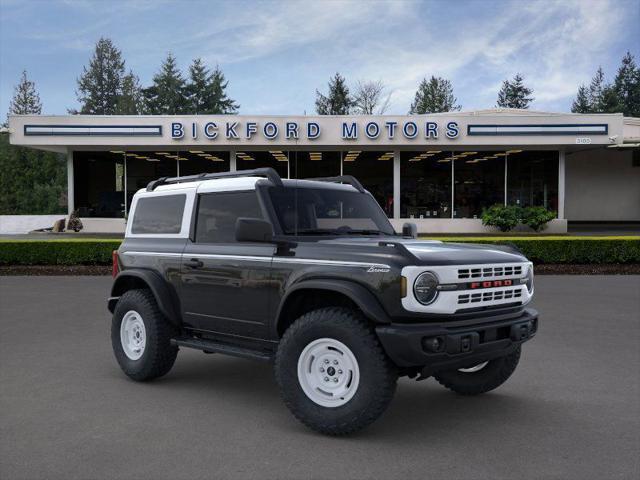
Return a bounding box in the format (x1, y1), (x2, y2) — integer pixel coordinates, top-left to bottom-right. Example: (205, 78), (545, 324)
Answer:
(143, 53), (188, 114)
(8, 70), (42, 116)
(75, 37), (126, 114)
(587, 66), (607, 112)
(600, 84), (623, 113)
(1, 72), (65, 214)
(185, 59), (239, 114)
(315, 73), (353, 115)
(0, 135), (67, 215)
(116, 71), (144, 115)
(207, 65), (239, 114)
(496, 73), (534, 109)
(613, 51), (640, 117)
(186, 58), (209, 114)
(571, 85), (591, 113)
(409, 76), (460, 114)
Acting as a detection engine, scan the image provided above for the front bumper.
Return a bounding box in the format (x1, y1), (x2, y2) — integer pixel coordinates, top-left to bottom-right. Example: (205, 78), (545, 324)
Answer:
(376, 308), (538, 374)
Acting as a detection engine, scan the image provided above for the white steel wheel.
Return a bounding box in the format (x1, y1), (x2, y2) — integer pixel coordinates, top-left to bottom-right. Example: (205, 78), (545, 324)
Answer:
(297, 338), (360, 408)
(120, 310), (147, 361)
(458, 361), (489, 373)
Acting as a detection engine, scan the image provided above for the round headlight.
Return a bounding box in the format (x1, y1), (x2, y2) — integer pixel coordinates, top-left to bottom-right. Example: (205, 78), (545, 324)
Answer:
(526, 266), (534, 294)
(414, 272), (439, 305)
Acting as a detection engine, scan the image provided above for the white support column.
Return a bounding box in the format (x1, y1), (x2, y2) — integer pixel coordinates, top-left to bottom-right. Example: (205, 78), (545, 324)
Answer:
(451, 155), (455, 218)
(393, 150), (401, 219)
(123, 154), (128, 218)
(229, 150), (236, 172)
(66, 149), (74, 216)
(558, 149), (566, 219)
(504, 154), (508, 205)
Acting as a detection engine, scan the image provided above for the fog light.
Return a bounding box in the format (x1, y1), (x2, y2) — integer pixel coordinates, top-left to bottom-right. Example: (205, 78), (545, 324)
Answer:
(422, 336), (444, 353)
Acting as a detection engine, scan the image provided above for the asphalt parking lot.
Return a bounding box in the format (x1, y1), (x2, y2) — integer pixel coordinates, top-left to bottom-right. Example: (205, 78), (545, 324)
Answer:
(1, 275), (638, 480)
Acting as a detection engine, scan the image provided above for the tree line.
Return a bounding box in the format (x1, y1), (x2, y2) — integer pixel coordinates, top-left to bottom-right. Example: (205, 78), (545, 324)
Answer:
(570, 52), (640, 116)
(314, 53), (638, 116)
(1, 37), (638, 216)
(4, 36), (639, 119)
(71, 37), (239, 115)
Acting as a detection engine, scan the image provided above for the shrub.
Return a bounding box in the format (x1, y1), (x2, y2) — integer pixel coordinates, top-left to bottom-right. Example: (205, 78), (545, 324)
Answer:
(481, 205), (520, 232)
(521, 206), (556, 232)
(432, 237), (640, 264)
(0, 237), (638, 267)
(0, 239), (121, 265)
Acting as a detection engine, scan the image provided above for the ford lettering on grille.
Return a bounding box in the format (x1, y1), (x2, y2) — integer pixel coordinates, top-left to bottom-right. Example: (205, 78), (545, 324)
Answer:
(469, 279), (513, 289)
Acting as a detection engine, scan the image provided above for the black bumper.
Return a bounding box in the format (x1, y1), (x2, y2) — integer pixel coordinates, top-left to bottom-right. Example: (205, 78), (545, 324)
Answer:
(376, 308), (538, 374)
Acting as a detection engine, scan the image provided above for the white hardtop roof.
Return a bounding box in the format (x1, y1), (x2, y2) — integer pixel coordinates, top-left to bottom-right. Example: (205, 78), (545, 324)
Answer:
(136, 176), (359, 195)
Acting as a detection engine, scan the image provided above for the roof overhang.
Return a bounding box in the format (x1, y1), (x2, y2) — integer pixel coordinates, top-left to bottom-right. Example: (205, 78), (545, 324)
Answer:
(7, 112), (627, 153)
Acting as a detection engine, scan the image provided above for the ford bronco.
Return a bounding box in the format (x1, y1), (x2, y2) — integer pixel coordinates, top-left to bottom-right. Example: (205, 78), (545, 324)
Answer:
(109, 168), (537, 435)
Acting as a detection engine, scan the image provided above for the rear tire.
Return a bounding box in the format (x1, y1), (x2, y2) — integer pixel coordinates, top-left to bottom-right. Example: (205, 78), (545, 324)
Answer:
(275, 307), (397, 435)
(111, 289), (178, 381)
(434, 347), (521, 395)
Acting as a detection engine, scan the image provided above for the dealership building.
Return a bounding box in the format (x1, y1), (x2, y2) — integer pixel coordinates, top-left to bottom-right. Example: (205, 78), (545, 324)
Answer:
(6, 109), (640, 234)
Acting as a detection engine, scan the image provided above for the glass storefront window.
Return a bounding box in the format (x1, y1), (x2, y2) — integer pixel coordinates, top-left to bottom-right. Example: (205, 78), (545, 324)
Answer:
(342, 150), (394, 217)
(236, 150), (289, 179)
(176, 150), (230, 177)
(291, 151), (341, 179)
(400, 151), (452, 218)
(507, 150), (558, 212)
(453, 151), (505, 218)
(74, 151), (126, 218)
(73, 147), (560, 221)
(74, 150), (230, 217)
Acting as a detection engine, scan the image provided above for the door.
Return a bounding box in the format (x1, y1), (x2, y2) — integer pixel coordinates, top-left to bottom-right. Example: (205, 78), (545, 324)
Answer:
(180, 190), (274, 340)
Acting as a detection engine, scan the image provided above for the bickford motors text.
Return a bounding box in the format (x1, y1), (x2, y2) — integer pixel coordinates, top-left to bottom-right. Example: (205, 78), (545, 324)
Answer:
(171, 120), (461, 141)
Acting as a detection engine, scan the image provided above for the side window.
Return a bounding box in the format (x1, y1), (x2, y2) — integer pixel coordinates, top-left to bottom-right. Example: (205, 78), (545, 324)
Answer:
(131, 194), (186, 234)
(195, 191), (263, 243)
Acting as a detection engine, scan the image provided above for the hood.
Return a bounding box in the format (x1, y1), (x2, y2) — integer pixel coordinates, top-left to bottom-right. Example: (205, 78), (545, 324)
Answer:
(316, 236), (527, 266)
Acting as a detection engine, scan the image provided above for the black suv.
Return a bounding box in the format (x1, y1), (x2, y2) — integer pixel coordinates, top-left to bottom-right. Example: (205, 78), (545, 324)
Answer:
(109, 168), (537, 435)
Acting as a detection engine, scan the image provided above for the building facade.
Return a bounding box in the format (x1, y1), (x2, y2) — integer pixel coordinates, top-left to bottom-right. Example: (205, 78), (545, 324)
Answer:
(7, 109), (640, 234)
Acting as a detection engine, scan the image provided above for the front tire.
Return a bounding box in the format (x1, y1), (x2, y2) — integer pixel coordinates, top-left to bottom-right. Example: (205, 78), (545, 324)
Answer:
(275, 307), (397, 435)
(434, 347), (521, 395)
(111, 289), (178, 381)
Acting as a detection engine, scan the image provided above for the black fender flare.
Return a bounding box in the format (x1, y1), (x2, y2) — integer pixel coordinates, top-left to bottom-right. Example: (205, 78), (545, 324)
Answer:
(275, 279), (392, 335)
(109, 269), (181, 326)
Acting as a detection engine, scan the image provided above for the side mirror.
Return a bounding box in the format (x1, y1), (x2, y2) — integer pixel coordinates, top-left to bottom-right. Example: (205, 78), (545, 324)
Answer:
(402, 222), (418, 239)
(235, 217), (273, 243)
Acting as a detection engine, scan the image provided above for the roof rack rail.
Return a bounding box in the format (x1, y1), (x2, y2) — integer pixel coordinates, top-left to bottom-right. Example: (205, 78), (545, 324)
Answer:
(146, 167), (283, 191)
(307, 175), (365, 193)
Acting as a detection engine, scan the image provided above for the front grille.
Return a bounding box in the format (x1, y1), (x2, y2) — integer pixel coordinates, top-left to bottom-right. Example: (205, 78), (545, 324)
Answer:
(458, 265), (523, 280)
(458, 288), (523, 305)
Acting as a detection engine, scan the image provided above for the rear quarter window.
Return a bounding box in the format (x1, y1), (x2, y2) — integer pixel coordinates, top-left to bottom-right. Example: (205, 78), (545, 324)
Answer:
(131, 194), (186, 234)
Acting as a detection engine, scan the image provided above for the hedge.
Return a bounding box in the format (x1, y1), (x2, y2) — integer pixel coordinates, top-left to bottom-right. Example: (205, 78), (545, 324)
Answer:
(425, 236), (640, 264)
(0, 239), (121, 265)
(0, 237), (638, 265)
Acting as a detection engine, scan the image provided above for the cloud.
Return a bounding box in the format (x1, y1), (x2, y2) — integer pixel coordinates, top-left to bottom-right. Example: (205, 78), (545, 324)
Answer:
(1, 0), (637, 115)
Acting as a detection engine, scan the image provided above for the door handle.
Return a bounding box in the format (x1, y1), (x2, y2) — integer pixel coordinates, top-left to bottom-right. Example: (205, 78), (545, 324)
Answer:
(184, 258), (204, 269)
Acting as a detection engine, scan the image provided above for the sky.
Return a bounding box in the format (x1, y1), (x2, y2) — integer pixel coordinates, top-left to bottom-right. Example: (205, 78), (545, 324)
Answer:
(0, 0), (638, 117)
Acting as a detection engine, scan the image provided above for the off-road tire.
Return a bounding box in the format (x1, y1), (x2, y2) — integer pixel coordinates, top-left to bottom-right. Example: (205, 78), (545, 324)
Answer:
(275, 307), (397, 435)
(111, 289), (178, 381)
(434, 347), (521, 395)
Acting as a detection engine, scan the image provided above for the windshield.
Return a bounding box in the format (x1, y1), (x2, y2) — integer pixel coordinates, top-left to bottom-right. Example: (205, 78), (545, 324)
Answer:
(268, 185), (396, 236)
